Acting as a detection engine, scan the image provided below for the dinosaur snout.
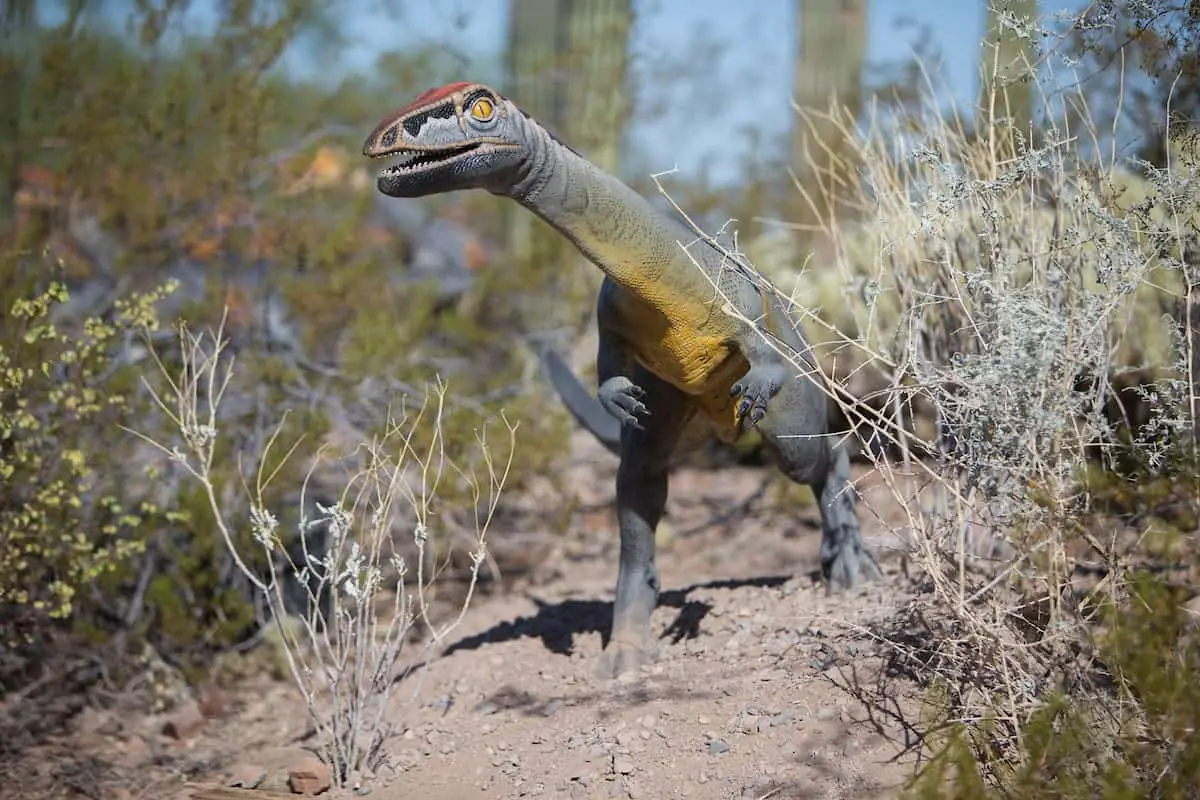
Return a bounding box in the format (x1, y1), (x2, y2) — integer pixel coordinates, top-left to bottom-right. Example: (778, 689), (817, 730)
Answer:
(363, 119), (402, 157)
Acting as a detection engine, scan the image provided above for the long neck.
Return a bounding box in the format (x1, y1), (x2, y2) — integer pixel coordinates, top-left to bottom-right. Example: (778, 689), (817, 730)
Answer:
(503, 115), (708, 300)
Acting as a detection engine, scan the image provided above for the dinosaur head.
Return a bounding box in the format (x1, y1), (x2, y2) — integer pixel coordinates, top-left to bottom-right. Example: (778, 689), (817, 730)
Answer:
(363, 82), (527, 198)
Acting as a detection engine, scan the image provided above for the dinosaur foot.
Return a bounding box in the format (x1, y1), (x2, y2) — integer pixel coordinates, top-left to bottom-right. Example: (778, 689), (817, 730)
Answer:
(598, 376), (650, 431)
(822, 539), (883, 594)
(730, 364), (785, 425)
(595, 634), (659, 679)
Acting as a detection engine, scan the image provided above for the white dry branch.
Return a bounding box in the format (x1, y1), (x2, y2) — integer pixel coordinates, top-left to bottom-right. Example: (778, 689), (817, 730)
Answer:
(124, 316), (516, 786)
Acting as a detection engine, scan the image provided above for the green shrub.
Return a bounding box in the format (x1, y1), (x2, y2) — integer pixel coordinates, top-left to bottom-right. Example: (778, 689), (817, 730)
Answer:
(0, 261), (176, 629)
(907, 571), (1200, 799)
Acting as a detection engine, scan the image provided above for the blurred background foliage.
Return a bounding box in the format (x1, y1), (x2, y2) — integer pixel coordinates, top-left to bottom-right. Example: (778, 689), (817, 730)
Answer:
(0, 0), (1197, 704)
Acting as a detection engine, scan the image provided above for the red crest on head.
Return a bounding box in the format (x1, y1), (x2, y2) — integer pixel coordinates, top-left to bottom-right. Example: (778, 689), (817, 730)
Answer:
(366, 82), (479, 146)
(409, 81), (475, 109)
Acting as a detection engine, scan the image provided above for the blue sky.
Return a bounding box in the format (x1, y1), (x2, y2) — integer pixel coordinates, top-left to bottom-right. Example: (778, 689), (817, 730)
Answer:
(330, 0), (994, 183)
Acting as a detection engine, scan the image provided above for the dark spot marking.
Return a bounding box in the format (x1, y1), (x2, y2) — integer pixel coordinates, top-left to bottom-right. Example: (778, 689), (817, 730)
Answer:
(403, 102), (457, 137)
(380, 126), (397, 147)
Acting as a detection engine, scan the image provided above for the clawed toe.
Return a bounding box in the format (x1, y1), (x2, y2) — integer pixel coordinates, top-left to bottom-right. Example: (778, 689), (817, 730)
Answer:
(599, 377), (651, 430)
(823, 546), (882, 594)
(730, 366), (783, 425)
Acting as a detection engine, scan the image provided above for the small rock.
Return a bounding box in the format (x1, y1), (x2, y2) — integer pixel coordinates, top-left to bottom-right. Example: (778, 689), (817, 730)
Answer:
(771, 710), (797, 727)
(816, 706), (838, 721)
(541, 699), (565, 717)
(475, 701), (499, 716)
(639, 714), (658, 728)
(612, 755), (635, 775)
(161, 700), (205, 740)
(227, 762), (267, 789)
(616, 730), (638, 747)
(288, 755), (332, 795)
(707, 739), (729, 756)
(756, 716), (773, 733)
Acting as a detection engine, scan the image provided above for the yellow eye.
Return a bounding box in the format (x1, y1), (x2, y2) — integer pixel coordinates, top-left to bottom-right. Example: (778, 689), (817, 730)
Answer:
(470, 98), (494, 121)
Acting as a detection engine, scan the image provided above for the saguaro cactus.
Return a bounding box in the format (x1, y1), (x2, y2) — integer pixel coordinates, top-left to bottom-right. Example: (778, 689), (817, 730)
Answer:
(504, 0), (633, 314)
(790, 0), (867, 238)
(978, 0), (1038, 145)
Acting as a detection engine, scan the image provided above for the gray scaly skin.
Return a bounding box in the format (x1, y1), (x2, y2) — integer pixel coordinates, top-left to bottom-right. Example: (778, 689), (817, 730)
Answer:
(363, 81), (881, 678)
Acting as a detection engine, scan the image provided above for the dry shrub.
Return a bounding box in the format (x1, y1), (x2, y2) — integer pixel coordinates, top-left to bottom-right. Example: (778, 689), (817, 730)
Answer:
(128, 318), (516, 788)
(668, 40), (1198, 793)
(811, 73), (1197, 795)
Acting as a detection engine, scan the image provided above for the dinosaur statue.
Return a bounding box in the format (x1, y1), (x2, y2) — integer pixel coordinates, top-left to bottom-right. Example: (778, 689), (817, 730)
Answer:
(363, 82), (881, 677)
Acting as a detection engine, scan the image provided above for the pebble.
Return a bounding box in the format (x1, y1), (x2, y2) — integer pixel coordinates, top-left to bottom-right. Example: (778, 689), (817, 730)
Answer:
(287, 755), (332, 796)
(161, 700), (205, 741)
(707, 739), (730, 755)
(772, 709), (797, 727)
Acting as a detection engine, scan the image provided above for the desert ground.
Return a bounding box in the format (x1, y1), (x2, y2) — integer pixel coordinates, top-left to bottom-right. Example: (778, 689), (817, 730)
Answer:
(5, 429), (933, 800)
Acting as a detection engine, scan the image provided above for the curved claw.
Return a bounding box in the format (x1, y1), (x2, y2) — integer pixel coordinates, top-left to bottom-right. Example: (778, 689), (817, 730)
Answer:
(730, 365), (784, 425)
(599, 376), (651, 431)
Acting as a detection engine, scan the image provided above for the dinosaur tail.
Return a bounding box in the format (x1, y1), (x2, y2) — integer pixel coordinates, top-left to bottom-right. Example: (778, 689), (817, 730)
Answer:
(539, 348), (621, 456)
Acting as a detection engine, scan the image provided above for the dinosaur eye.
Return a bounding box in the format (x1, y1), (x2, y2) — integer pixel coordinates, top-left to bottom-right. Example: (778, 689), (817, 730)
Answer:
(470, 98), (494, 121)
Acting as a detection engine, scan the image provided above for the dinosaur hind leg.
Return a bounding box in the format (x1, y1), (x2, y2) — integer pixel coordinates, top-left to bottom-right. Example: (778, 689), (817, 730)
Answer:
(808, 439), (881, 591)
(599, 368), (691, 679)
(755, 383), (881, 593)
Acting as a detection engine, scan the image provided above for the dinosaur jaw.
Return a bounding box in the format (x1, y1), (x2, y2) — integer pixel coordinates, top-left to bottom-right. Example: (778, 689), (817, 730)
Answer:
(372, 143), (519, 198)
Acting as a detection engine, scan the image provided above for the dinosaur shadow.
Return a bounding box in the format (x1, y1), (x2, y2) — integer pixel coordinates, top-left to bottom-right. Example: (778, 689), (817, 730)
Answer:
(440, 573), (795, 660)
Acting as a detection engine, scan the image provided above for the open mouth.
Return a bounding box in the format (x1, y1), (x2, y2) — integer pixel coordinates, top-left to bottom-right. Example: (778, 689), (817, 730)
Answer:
(376, 143), (482, 176)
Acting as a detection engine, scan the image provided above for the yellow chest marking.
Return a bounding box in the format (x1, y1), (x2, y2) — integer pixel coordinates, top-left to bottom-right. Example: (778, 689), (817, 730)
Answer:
(604, 287), (748, 442)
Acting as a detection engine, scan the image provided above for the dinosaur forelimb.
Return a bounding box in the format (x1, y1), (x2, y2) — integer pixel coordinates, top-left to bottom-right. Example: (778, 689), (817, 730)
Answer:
(598, 375), (651, 431)
(729, 362), (786, 425)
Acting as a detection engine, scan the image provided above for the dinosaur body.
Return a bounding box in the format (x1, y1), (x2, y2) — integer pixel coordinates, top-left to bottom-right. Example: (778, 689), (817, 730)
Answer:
(364, 82), (880, 678)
